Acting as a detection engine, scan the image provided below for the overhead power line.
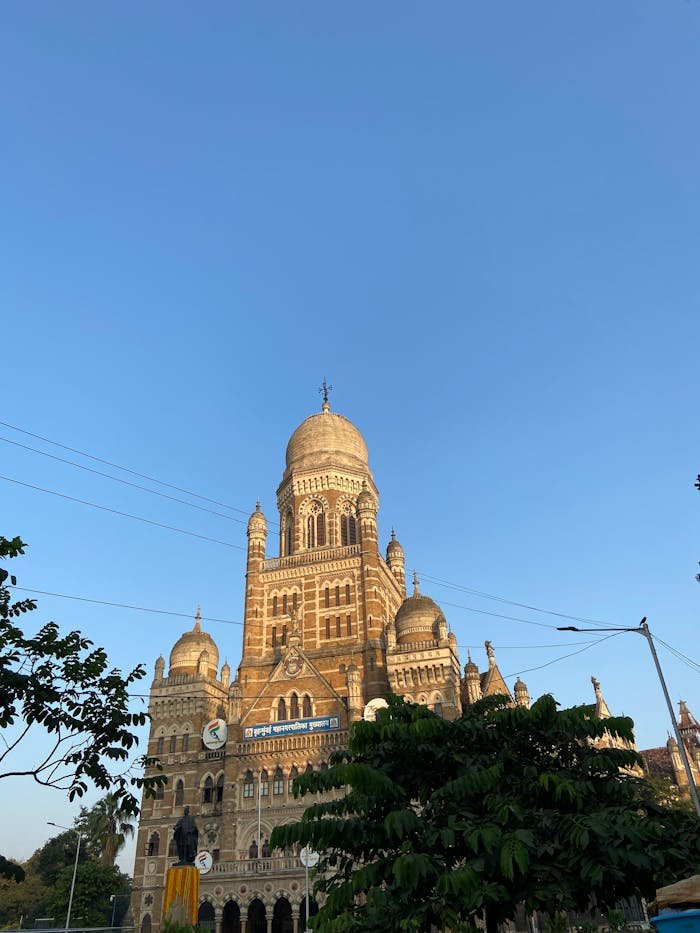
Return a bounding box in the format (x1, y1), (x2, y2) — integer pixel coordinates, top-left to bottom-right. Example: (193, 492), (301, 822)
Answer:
(504, 631), (623, 680)
(0, 475), (245, 551)
(0, 418), (261, 521)
(0, 435), (248, 526)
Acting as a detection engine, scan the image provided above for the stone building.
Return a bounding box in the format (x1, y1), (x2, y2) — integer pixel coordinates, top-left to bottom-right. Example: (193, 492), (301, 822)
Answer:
(130, 397), (533, 933)
(640, 700), (700, 803)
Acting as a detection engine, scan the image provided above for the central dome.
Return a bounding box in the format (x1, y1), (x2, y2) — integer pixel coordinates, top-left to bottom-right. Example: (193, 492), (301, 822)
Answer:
(284, 407), (369, 476)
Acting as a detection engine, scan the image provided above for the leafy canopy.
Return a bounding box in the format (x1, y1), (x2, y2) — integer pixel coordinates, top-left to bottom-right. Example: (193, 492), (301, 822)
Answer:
(271, 694), (700, 933)
(0, 535), (165, 879)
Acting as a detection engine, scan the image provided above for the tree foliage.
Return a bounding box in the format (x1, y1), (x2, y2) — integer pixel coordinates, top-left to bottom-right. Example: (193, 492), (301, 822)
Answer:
(271, 694), (700, 933)
(76, 793), (136, 867)
(0, 535), (165, 879)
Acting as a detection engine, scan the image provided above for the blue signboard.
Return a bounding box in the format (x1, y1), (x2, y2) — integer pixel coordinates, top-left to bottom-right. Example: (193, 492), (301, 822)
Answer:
(243, 714), (340, 741)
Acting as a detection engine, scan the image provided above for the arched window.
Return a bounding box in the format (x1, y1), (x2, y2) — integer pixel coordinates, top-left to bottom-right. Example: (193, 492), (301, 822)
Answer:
(147, 832), (160, 856)
(288, 764), (299, 793)
(156, 736), (164, 755)
(320, 761), (328, 772)
(182, 733), (189, 752)
(307, 501), (326, 548)
(290, 693), (299, 719)
(156, 782), (164, 801)
(272, 595), (278, 617)
(302, 694), (312, 718)
(174, 779), (184, 806)
(273, 766), (284, 795)
(169, 734), (177, 754)
(283, 511), (293, 556)
(260, 769), (269, 797)
(203, 776), (214, 804)
(434, 702), (443, 718)
(324, 587), (330, 608)
(216, 775), (224, 803)
(141, 915), (152, 933)
(282, 593), (288, 616)
(305, 762), (314, 775)
(243, 769), (254, 798)
(340, 509), (357, 546)
(168, 838), (177, 859)
(277, 697), (287, 721)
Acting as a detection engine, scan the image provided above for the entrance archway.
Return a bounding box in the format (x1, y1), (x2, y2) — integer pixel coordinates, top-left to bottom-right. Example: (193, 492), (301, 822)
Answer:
(198, 901), (215, 933)
(299, 897), (318, 931)
(247, 898), (266, 933)
(272, 897), (293, 933)
(222, 900), (241, 933)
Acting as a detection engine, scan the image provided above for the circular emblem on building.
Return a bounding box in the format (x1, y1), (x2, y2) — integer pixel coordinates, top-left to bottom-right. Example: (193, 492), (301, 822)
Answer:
(195, 850), (213, 874)
(283, 653), (303, 678)
(202, 718), (227, 750)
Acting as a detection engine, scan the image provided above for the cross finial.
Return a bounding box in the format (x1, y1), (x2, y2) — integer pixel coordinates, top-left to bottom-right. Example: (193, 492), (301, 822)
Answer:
(412, 570), (420, 595)
(318, 377), (333, 411)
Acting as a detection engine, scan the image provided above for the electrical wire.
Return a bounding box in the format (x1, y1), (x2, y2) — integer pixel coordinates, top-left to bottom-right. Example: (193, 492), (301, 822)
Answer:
(0, 475), (245, 550)
(0, 435), (249, 526)
(651, 634), (700, 677)
(503, 631), (623, 680)
(0, 418), (260, 521)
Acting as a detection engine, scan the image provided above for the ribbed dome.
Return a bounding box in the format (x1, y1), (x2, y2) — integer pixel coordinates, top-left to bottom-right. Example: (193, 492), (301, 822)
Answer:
(387, 530), (403, 555)
(284, 408), (369, 476)
(394, 580), (445, 646)
(169, 610), (219, 678)
(248, 502), (267, 533)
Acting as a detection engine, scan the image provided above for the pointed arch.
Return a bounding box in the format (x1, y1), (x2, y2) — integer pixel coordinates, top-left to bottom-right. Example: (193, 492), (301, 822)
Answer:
(174, 778), (184, 806)
(302, 694), (312, 718)
(277, 697), (287, 721)
(290, 692), (300, 719)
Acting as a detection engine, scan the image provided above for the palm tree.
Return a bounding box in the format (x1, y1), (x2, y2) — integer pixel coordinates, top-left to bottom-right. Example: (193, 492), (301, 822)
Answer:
(79, 794), (136, 867)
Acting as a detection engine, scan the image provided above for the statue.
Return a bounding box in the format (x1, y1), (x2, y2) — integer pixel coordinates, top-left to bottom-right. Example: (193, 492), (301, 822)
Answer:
(173, 806), (199, 865)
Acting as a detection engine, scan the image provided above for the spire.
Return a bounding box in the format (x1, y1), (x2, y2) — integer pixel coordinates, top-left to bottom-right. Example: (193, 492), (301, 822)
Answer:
(391, 529), (396, 541)
(485, 640), (495, 667)
(591, 675), (612, 719)
(318, 377), (333, 412)
(412, 570), (420, 596)
(194, 605), (202, 632)
(255, 498), (261, 512)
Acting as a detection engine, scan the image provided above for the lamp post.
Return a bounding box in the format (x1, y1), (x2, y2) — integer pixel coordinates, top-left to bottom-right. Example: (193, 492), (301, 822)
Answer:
(110, 894), (129, 930)
(557, 617), (700, 818)
(47, 822), (84, 933)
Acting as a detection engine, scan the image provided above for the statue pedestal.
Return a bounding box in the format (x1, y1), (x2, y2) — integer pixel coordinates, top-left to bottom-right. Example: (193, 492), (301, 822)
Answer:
(164, 864), (200, 925)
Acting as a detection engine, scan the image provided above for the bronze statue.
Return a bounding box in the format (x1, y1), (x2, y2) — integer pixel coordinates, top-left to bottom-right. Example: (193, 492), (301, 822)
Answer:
(173, 807), (199, 864)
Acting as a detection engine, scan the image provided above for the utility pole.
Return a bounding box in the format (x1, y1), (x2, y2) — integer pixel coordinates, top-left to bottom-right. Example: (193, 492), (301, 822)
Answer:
(557, 618), (700, 818)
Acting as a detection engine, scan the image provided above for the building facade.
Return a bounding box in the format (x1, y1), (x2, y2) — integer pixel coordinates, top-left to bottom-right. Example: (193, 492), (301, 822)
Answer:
(130, 399), (533, 933)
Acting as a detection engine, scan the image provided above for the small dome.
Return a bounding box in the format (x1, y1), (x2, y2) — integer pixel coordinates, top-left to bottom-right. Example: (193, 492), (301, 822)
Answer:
(357, 481), (375, 511)
(284, 407), (370, 477)
(394, 576), (445, 646)
(387, 530), (403, 555)
(169, 609), (219, 678)
(248, 501), (267, 533)
(514, 678), (527, 694)
(464, 654), (479, 676)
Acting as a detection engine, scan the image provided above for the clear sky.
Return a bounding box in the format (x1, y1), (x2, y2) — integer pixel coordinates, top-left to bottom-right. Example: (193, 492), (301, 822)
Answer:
(2, 1), (699, 873)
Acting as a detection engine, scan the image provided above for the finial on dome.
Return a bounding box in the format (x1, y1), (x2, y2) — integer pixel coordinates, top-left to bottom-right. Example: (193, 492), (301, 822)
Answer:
(255, 498), (261, 512)
(194, 605), (202, 632)
(391, 528), (396, 541)
(412, 570), (420, 595)
(318, 377), (333, 412)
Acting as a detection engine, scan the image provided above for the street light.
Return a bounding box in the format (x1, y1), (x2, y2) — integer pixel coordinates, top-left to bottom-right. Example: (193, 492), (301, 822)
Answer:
(110, 894), (130, 930)
(47, 822), (84, 933)
(557, 617), (700, 818)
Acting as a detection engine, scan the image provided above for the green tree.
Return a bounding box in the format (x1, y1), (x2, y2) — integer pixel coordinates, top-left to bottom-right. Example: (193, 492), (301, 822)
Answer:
(0, 535), (165, 880)
(77, 793), (136, 867)
(48, 861), (130, 929)
(271, 694), (700, 933)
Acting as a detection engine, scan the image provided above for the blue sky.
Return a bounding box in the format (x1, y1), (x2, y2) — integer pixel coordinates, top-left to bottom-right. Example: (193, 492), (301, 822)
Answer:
(2, 2), (699, 870)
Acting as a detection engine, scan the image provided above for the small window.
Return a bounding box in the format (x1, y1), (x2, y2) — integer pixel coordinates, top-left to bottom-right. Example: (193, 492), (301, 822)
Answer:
(434, 702), (443, 718)
(169, 735), (177, 754)
(346, 615), (352, 636)
(335, 585), (340, 606)
(243, 770), (254, 798)
(155, 783), (164, 801)
(345, 584), (351, 604)
(289, 765), (299, 793)
(325, 618), (331, 640)
(305, 762), (313, 774)
(168, 838), (177, 859)
(141, 916), (152, 933)
(336, 617), (341, 638)
(290, 693), (300, 719)
(273, 766), (284, 795)
(320, 761), (328, 772)
(272, 626), (277, 647)
(156, 737), (164, 755)
(203, 776), (214, 804)
(261, 769), (269, 797)
(341, 513), (357, 546)
(282, 594), (288, 615)
(324, 588), (330, 609)
(281, 625), (287, 645)
(216, 775), (224, 803)
(293, 591), (298, 611)
(317, 512), (326, 546)
(272, 596), (278, 617)
(278, 697), (287, 721)
(175, 779), (184, 806)
(307, 515), (316, 548)
(182, 733), (189, 752)
(212, 849), (220, 864)
(147, 833), (160, 857)
(303, 694), (312, 718)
